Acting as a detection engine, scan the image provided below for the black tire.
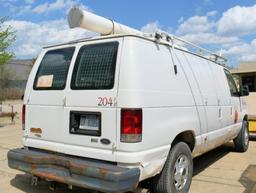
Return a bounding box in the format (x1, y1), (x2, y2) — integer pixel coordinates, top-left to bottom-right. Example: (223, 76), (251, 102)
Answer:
(151, 142), (193, 193)
(234, 120), (249, 152)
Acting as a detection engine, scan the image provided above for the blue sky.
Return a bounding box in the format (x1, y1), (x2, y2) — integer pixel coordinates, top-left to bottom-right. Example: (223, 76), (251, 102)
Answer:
(1, 0), (256, 66)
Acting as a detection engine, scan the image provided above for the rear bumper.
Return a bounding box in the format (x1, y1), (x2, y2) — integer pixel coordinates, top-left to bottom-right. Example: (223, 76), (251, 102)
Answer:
(8, 148), (140, 193)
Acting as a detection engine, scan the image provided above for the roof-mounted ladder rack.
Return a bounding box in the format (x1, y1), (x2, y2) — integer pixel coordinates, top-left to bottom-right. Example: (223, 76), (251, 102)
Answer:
(67, 7), (226, 66)
(151, 30), (227, 66)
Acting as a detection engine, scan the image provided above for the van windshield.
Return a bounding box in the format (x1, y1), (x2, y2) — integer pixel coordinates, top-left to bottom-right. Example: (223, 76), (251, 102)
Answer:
(71, 42), (118, 90)
(34, 47), (75, 90)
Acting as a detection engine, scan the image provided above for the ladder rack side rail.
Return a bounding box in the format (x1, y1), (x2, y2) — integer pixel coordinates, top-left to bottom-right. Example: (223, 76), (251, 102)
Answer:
(155, 30), (227, 64)
(172, 35), (227, 62)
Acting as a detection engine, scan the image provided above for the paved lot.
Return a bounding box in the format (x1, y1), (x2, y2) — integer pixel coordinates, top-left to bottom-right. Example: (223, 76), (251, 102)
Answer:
(1, 102), (256, 193)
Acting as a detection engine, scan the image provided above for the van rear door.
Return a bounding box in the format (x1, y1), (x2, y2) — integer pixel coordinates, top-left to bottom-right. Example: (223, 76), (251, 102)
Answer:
(25, 39), (121, 162)
(25, 46), (76, 154)
(64, 41), (120, 161)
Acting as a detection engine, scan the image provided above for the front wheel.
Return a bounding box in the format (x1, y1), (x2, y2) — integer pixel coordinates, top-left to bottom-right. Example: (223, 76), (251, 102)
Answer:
(152, 142), (193, 193)
(234, 120), (249, 152)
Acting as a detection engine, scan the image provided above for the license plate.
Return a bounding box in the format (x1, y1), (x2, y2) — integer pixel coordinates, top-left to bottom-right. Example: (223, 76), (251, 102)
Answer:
(79, 115), (99, 131)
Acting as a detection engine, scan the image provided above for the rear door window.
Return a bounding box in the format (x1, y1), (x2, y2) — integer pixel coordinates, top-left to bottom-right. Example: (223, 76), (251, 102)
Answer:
(71, 42), (118, 90)
(34, 47), (75, 90)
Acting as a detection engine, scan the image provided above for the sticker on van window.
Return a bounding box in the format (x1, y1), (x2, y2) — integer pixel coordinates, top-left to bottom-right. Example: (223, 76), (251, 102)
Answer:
(36, 75), (54, 88)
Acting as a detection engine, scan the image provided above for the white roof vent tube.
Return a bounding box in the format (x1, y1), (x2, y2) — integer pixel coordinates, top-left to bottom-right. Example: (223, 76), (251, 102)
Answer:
(68, 7), (142, 36)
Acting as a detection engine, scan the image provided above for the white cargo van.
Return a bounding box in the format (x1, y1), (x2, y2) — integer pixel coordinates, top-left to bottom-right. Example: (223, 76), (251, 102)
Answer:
(8, 7), (250, 193)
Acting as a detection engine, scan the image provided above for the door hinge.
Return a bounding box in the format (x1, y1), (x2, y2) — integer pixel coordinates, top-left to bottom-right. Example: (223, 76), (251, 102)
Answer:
(217, 98), (220, 106)
(62, 96), (67, 107)
(112, 142), (116, 154)
(219, 108), (222, 119)
(204, 98), (208, 106)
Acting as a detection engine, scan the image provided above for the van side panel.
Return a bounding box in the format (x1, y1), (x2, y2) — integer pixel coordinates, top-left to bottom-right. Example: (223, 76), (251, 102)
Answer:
(209, 63), (242, 140)
(116, 38), (200, 165)
(173, 50), (208, 156)
(209, 63), (231, 128)
(208, 65), (242, 143)
(222, 69), (243, 138)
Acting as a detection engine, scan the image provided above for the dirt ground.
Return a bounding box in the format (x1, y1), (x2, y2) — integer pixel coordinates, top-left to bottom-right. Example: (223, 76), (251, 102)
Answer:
(1, 100), (256, 193)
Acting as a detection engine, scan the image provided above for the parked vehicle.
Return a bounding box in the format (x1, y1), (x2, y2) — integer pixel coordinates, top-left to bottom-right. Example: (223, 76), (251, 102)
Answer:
(8, 7), (250, 193)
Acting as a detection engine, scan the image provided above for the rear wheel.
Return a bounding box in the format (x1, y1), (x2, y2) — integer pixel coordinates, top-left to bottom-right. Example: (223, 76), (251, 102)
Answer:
(234, 120), (249, 152)
(152, 142), (193, 193)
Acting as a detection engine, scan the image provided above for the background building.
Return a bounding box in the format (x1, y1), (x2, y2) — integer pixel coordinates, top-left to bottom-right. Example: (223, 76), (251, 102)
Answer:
(230, 61), (256, 132)
(231, 62), (256, 92)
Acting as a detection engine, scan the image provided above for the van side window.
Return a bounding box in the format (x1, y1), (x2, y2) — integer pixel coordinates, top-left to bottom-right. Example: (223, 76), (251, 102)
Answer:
(224, 69), (239, 96)
(71, 42), (118, 90)
(34, 47), (75, 90)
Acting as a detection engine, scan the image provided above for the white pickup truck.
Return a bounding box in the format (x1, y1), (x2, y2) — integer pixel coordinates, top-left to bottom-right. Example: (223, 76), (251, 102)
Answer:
(8, 7), (250, 193)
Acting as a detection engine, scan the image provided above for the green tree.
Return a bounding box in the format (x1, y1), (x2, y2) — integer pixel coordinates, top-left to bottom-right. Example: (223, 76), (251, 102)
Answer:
(0, 17), (15, 65)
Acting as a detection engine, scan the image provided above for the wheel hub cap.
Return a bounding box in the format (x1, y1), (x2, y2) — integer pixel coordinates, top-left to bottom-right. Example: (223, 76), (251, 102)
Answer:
(244, 124), (249, 146)
(174, 154), (189, 190)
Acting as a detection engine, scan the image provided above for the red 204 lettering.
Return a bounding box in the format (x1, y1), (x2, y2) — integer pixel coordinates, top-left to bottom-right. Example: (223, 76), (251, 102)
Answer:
(98, 97), (113, 106)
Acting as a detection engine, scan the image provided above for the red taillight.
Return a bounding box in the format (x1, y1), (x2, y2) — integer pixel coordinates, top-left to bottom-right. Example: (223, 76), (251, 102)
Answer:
(121, 109), (142, 143)
(22, 104), (26, 130)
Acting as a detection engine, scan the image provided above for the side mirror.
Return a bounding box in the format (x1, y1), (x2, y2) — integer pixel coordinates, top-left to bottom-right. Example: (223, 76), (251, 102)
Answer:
(240, 85), (249, 97)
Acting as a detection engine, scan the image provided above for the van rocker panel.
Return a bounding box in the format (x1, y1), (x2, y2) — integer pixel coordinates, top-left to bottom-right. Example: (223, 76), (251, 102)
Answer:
(8, 148), (140, 193)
